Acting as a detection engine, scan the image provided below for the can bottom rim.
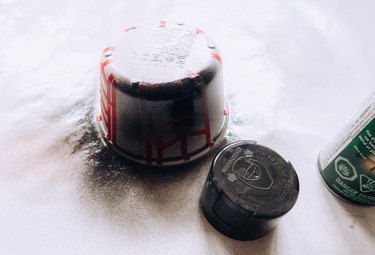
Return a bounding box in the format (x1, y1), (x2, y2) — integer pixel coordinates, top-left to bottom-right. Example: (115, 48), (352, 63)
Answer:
(317, 155), (374, 207)
(96, 110), (229, 167)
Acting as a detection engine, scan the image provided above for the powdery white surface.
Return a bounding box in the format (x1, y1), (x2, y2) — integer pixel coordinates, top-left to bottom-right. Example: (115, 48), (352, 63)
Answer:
(1, 0), (375, 254)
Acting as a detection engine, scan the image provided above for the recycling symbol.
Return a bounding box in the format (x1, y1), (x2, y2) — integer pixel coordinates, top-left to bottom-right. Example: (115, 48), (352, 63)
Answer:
(360, 174), (375, 193)
(334, 156), (358, 181)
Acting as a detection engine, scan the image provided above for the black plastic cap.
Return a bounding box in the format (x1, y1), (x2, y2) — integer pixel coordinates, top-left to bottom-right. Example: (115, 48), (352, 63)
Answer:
(200, 140), (299, 240)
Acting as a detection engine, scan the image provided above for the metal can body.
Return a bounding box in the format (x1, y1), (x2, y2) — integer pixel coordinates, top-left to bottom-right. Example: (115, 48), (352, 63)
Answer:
(97, 22), (228, 166)
(318, 92), (375, 205)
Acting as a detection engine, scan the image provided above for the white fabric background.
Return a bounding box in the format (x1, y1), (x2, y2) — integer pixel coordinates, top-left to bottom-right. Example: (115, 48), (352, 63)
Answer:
(0, 0), (374, 254)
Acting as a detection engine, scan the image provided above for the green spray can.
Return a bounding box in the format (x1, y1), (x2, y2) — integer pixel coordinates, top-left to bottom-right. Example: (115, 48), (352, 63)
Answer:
(318, 92), (375, 205)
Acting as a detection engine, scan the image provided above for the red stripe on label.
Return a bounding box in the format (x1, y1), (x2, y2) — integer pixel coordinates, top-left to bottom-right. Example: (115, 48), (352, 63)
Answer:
(180, 133), (190, 161)
(100, 81), (109, 100)
(99, 52), (118, 146)
(196, 28), (204, 34)
(100, 61), (111, 141)
(101, 59), (113, 71)
(211, 53), (222, 64)
(100, 97), (109, 116)
(108, 73), (117, 144)
(151, 84), (159, 89)
(161, 136), (180, 150)
(103, 117), (110, 129)
(199, 76), (212, 146)
(100, 100), (109, 128)
(102, 109), (109, 127)
(103, 47), (116, 53)
(159, 20), (166, 28)
(107, 73), (115, 88)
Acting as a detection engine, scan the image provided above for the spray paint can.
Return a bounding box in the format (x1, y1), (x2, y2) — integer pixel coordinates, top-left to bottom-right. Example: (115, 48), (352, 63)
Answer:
(318, 92), (375, 205)
(97, 21), (228, 166)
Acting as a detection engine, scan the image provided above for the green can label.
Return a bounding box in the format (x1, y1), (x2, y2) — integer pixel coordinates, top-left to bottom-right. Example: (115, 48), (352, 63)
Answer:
(318, 94), (375, 205)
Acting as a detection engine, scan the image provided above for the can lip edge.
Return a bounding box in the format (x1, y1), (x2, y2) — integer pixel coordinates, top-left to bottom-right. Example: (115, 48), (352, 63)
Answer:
(111, 67), (221, 100)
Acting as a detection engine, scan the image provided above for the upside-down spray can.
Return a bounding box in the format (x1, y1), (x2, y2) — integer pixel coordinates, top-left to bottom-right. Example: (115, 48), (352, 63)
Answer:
(97, 21), (228, 166)
(318, 92), (375, 205)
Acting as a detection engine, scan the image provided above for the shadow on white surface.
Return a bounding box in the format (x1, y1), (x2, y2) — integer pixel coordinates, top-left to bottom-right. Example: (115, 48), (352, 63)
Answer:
(198, 208), (277, 255)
